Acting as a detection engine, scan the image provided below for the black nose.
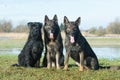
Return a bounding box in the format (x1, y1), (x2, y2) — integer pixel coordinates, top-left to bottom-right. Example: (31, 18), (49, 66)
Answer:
(69, 32), (74, 36)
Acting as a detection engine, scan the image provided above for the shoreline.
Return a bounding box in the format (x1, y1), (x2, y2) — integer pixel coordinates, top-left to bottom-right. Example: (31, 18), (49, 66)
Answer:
(0, 32), (120, 48)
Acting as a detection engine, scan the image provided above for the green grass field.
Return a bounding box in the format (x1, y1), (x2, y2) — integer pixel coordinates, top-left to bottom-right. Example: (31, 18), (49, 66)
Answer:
(0, 37), (120, 80)
(0, 54), (120, 80)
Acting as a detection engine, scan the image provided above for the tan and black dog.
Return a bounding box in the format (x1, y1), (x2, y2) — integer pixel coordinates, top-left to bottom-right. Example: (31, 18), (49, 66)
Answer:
(42, 15), (64, 69)
(63, 16), (99, 71)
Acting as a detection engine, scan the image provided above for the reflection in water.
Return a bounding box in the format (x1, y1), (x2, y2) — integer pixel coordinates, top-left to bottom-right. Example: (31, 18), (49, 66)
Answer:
(0, 47), (120, 59)
(0, 48), (21, 54)
(93, 47), (120, 59)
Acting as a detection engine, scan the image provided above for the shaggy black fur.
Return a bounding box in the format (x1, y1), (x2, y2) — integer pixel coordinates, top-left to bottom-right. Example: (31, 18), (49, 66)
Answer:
(12, 22), (43, 67)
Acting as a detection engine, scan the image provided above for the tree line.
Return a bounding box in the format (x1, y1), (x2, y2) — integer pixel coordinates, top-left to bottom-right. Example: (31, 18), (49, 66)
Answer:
(87, 19), (120, 36)
(0, 20), (28, 33)
(0, 19), (120, 36)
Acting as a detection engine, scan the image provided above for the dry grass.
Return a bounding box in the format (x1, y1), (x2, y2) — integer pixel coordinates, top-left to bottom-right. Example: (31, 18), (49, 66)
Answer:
(0, 33), (28, 39)
(0, 32), (120, 40)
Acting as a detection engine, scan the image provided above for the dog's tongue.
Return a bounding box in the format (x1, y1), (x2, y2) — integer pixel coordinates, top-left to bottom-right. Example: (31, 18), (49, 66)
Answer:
(50, 33), (54, 39)
(70, 36), (75, 43)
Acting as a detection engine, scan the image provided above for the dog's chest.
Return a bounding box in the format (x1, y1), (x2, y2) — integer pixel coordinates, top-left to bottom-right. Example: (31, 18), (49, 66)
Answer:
(67, 43), (81, 52)
(47, 41), (58, 59)
(47, 41), (58, 52)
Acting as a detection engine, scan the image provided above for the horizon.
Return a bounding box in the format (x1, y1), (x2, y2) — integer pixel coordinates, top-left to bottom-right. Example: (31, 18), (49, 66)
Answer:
(0, 0), (120, 30)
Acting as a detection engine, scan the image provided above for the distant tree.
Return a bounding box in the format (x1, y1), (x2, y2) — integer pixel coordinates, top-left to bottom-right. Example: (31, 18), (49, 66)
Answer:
(87, 26), (106, 36)
(0, 20), (12, 32)
(106, 19), (120, 34)
(96, 26), (106, 36)
(13, 24), (28, 33)
(88, 27), (97, 34)
(59, 23), (65, 31)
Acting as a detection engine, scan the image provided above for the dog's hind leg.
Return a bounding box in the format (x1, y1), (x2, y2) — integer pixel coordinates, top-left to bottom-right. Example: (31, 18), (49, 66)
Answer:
(86, 57), (99, 70)
(59, 55), (64, 66)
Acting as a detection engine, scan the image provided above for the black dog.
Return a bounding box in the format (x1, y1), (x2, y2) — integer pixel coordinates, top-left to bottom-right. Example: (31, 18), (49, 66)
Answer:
(42, 15), (64, 69)
(63, 16), (99, 71)
(12, 22), (43, 67)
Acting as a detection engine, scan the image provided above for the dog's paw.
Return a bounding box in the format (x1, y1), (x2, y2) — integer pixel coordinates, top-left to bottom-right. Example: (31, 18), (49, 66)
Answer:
(63, 65), (68, 71)
(79, 66), (84, 71)
(47, 64), (51, 69)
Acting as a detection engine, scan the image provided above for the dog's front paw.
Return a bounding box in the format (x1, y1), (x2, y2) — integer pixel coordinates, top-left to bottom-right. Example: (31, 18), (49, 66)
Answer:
(79, 65), (84, 71)
(47, 64), (51, 69)
(63, 65), (68, 71)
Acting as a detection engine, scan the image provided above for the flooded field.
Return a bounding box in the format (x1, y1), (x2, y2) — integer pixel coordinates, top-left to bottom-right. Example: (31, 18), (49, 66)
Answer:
(0, 46), (120, 59)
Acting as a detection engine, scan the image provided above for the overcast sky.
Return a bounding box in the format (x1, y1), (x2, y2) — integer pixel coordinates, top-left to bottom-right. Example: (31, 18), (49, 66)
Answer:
(0, 0), (120, 30)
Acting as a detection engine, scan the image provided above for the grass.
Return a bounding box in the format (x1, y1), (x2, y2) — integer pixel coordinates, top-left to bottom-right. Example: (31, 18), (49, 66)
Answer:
(87, 37), (120, 47)
(0, 54), (120, 80)
(0, 39), (26, 49)
(0, 37), (120, 49)
(0, 37), (120, 79)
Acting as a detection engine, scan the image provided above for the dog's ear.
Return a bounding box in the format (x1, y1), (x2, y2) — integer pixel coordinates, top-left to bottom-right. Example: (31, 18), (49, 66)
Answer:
(53, 14), (58, 22)
(44, 15), (49, 24)
(75, 17), (81, 26)
(35, 22), (42, 29)
(27, 22), (32, 28)
(64, 16), (69, 25)
(38, 23), (43, 29)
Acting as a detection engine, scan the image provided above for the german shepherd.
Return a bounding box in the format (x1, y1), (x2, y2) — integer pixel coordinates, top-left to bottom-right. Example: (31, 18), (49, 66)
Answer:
(63, 16), (99, 71)
(42, 15), (64, 69)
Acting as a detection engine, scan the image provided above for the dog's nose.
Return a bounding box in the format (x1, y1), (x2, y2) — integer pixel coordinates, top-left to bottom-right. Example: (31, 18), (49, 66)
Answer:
(69, 32), (74, 36)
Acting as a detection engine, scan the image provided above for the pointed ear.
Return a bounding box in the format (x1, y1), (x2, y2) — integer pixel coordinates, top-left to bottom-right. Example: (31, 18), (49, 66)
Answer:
(44, 15), (49, 23)
(64, 16), (69, 25)
(75, 17), (81, 26)
(53, 14), (58, 22)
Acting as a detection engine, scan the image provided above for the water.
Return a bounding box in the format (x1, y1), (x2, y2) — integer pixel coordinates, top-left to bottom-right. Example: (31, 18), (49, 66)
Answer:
(0, 47), (120, 59)
(0, 48), (21, 54)
(93, 47), (120, 59)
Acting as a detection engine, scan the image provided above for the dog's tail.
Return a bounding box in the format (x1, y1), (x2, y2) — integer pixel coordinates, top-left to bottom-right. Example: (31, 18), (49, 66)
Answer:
(99, 65), (120, 70)
(11, 64), (20, 67)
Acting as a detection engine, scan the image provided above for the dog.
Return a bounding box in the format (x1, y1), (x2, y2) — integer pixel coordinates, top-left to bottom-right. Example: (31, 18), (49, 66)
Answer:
(12, 22), (43, 67)
(63, 16), (99, 71)
(42, 15), (64, 69)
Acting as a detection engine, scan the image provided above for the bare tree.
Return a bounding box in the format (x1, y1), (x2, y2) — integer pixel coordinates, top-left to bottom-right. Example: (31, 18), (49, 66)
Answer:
(88, 27), (97, 34)
(96, 26), (106, 36)
(13, 24), (29, 33)
(106, 19), (120, 34)
(0, 20), (12, 32)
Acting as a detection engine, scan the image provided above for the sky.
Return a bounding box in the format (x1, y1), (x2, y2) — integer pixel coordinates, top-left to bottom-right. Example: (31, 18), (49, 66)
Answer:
(0, 0), (120, 30)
